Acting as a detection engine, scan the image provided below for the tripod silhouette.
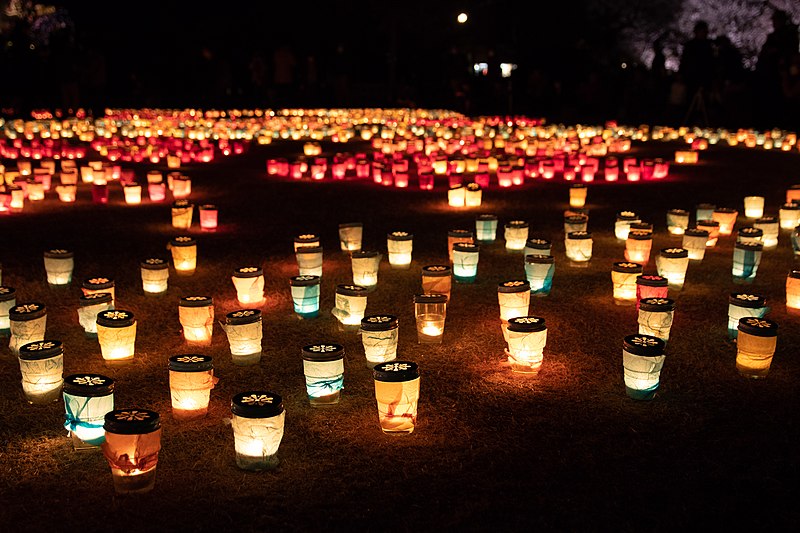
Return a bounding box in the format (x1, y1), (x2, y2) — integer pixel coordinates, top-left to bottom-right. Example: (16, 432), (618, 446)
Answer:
(682, 87), (709, 126)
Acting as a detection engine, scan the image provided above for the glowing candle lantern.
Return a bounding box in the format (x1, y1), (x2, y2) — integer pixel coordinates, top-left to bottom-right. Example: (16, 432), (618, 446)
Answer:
(475, 214), (498, 242)
(171, 199), (193, 229)
(168, 354), (216, 420)
(421, 265), (452, 302)
(448, 186), (466, 207)
(565, 231), (593, 264)
(413, 294), (447, 344)
(674, 150), (698, 164)
(564, 214), (589, 234)
(638, 298), (675, 342)
(779, 203), (800, 230)
(91, 181), (108, 204)
(78, 292), (113, 337)
(232, 267), (265, 308)
(666, 209), (690, 235)
(351, 250), (381, 289)
(504, 221), (529, 251)
(43, 249), (74, 286)
(418, 173), (434, 190)
(172, 176), (191, 199)
(96, 310), (136, 363)
(683, 226), (709, 257)
(614, 211), (640, 240)
(170, 236), (197, 275)
(786, 271), (800, 311)
(728, 293), (768, 340)
(18, 340), (63, 404)
(736, 317), (778, 378)
(656, 248), (689, 289)
(26, 180), (44, 201)
(696, 203), (715, 221)
(361, 315), (399, 367)
(167, 155), (180, 169)
(332, 284), (368, 327)
(743, 196), (764, 219)
(636, 275), (669, 310)
(199, 204), (218, 231)
(136, 257), (168, 294)
(503, 316), (547, 374)
(60, 168), (78, 185)
(569, 184), (587, 208)
(294, 233), (320, 252)
(622, 334), (666, 400)
(0, 286), (16, 334)
(56, 184), (76, 202)
(452, 242), (480, 282)
(63, 373), (114, 450)
(625, 231), (653, 265)
(339, 222), (363, 252)
(9, 302), (46, 355)
(82, 277), (115, 305)
(712, 207), (738, 236)
(289, 275), (321, 318)
(179, 296), (214, 345)
(611, 262), (643, 305)
(148, 181), (166, 202)
(223, 309), (263, 365)
(373, 360), (420, 434)
(296, 246), (323, 277)
(80, 166), (94, 183)
(463, 183), (481, 207)
(123, 184), (142, 205)
(732, 242), (763, 284)
(736, 226), (763, 245)
(302, 344), (345, 405)
(387, 231), (413, 269)
(102, 409), (162, 494)
(448, 229), (474, 262)
(696, 220), (720, 247)
(496, 280), (531, 322)
(753, 217), (778, 248)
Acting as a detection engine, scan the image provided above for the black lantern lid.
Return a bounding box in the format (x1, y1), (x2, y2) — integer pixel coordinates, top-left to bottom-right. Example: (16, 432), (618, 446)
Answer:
(387, 231), (413, 241)
(43, 248), (74, 259)
(627, 230), (652, 241)
(639, 297), (675, 312)
(616, 211), (639, 221)
(636, 274), (668, 287)
(360, 314), (398, 331)
(199, 204), (216, 211)
(141, 258), (168, 270)
(169, 354), (213, 372)
(290, 275), (320, 286)
(0, 286), (16, 302)
(660, 248), (689, 258)
(476, 214), (498, 221)
(565, 214), (588, 223)
(413, 293), (448, 304)
(613, 261), (643, 273)
(10, 302), (46, 321)
(82, 277), (114, 290)
(301, 343), (345, 362)
(422, 265), (451, 276)
(373, 360), (419, 382)
(526, 238), (551, 249)
(336, 284), (368, 296)
(96, 309), (135, 328)
(296, 246), (323, 255)
(339, 222), (363, 229)
(448, 229), (474, 238)
(233, 266), (263, 278)
(735, 242), (763, 251)
(696, 219), (720, 228)
(351, 250), (379, 259)
(79, 292), (112, 306)
(684, 227), (709, 237)
(225, 309), (262, 325)
(63, 373), (114, 397)
(571, 183), (586, 189)
(623, 334), (665, 356)
(19, 339), (63, 360)
(667, 209), (689, 216)
(453, 242), (480, 252)
(629, 222), (653, 232)
(566, 231), (591, 240)
(781, 203), (800, 210)
(525, 254), (555, 264)
(294, 233), (320, 243)
(789, 270), (800, 280)
(507, 316), (546, 333)
(738, 227), (763, 237)
(498, 280), (531, 293)
(104, 409), (161, 435)
(231, 391), (284, 418)
(170, 236), (196, 247)
(755, 216), (777, 224)
(728, 292), (766, 308)
(180, 295), (213, 307)
(172, 199), (192, 208)
(713, 207), (737, 214)
(505, 220), (529, 229)
(737, 317), (778, 337)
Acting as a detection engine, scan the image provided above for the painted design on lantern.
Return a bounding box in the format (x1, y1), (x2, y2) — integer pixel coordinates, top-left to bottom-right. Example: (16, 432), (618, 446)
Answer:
(618, 262), (639, 268)
(184, 296), (208, 301)
(308, 345), (339, 352)
(664, 248), (684, 254)
(145, 258), (164, 265)
(25, 341), (56, 350)
(231, 310), (256, 318)
(391, 231), (409, 237)
(101, 311), (130, 320)
(743, 318), (771, 328)
(15, 304), (40, 313)
(87, 278), (109, 285)
(73, 375), (106, 386)
(115, 410), (150, 421)
(241, 394), (274, 406)
(514, 317), (541, 324)
(366, 316), (392, 323)
(735, 294), (760, 301)
(503, 281), (527, 287)
(176, 355), (205, 363)
(645, 298), (670, 305)
(238, 267), (260, 273)
(383, 362), (411, 372)
(49, 249), (68, 254)
(630, 336), (660, 346)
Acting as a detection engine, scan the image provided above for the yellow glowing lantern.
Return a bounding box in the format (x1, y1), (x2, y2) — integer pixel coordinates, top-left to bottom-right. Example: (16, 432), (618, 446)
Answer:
(171, 199), (194, 229)
(102, 409), (162, 494)
(55, 183), (77, 202)
(569, 184), (587, 208)
(447, 229), (474, 262)
(223, 309), (263, 366)
(614, 211), (639, 240)
(339, 222), (363, 252)
(63, 373), (114, 450)
(743, 196), (764, 218)
(360, 314), (399, 367)
(625, 231), (653, 264)
(712, 207), (738, 236)
(296, 246), (323, 277)
(96, 310), (137, 363)
(497, 280), (531, 322)
(82, 277), (115, 305)
(232, 266), (265, 308)
(779, 203), (800, 229)
(123, 184), (142, 205)
(0, 286), (17, 334)
(638, 297), (675, 342)
(78, 292), (112, 338)
(168, 354), (216, 420)
(565, 231), (593, 264)
(414, 294), (447, 344)
(302, 344), (345, 406)
(179, 296), (214, 346)
(9, 302), (47, 355)
(60, 168), (78, 186)
(172, 175), (191, 199)
(373, 360), (420, 434)
(230, 391), (285, 470)
(622, 334), (666, 400)
(753, 217), (779, 248)
(387, 232), (413, 269)
(293, 233), (320, 252)
(666, 209), (690, 235)
(674, 150), (698, 164)
(503, 316), (547, 374)
(167, 155), (181, 169)
(612, 262), (643, 305)
(18, 339), (63, 404)
(421, 265), (451, 301)
(786, 271), (800, 311)
(736, 226), (763, 245)
(169, 236), (197, 275)
(351, 250), (382, 289)
(448, 186), (466, 207)
(80, 166), (93, 183)
(656, 248), (689, 289)
(736, 317), (778, 379)
(504, 221), (529, 251)
(465, 183), (482, 207)
(332, 284), (368, 327)
(43, 249), (74, 286)
(303, 142), (322, 156)
(139, 258), (169, 295)
(26, 180), (44, 201)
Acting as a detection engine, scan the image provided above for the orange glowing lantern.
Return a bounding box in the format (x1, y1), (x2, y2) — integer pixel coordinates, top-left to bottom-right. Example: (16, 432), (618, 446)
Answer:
(712, 207), (738, 236)
(736, 317), (778, 378)
(503, 316), (547, 374)
(625, 231), (653, 264)
(168, 354), (216, 420)
(372, 361), (420, 434)
(171, 200), (193, 229)
(199, 204), (218, 231)
(696, 220), (720, 247)
(179, 296), (214, 346)
(96, 310), (137, 363)
(102, 409), (162, 494)
(169, 236), (197, 275)
(232, 266), (265, 308)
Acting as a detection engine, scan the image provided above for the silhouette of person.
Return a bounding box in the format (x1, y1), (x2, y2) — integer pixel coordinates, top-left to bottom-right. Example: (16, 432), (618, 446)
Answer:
(680, 21), (714, 97)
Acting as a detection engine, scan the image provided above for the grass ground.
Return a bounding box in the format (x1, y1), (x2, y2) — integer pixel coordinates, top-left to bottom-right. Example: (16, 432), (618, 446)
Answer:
(0, 138), (799, 532)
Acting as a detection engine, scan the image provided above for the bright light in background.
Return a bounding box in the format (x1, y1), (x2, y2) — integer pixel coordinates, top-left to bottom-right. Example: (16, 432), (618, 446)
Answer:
(473, 63), (488, 76)
(457, 12), (468, 24)
(500, 63), (517, 78)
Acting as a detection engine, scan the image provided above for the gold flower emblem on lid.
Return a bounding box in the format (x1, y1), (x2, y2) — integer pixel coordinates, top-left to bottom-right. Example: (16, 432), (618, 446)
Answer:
(631, 336), (660, 346)
(241, 394), (273, 406)
(176, 355), (205, 363)
(115, 410), (150, 421)
(74, 376), (106, 386)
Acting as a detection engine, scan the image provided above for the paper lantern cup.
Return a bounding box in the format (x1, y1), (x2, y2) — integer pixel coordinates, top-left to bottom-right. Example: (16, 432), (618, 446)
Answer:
(199, 204), (218, 231)
(9, 302), (47, 355)
(296, 246), (323, 277)
(503, 316), (547, 374)
(96, 310), (137, 363)
(565, 231), (592, 264)
(712, 208), (738, 236)
(63, 373), (114, 450)
(569, 184), (587, 208)
(475, 214), (498, 242)
(753, 217), (779, 248)
(232, 266), (265, 308)
(732, 242), (763, 284)
(168, 354), (215, 420)
(43, 249), (74, 286)
(696, 203), (715, 223)
(360, 315), (399, 367)
(497, 280), (531, 322)
(332, 284), (368, 327)
(778, 203), (800, 230)
(504, 221), (529, 251)
(786, 271), (800, 312)
(614, 211), (640, 240)
(140, 258), (169, 295)
(447, 229), (474, 263)
(736, 317), (778, 379)
(18, 339), (64, 404)
(223, 309), (263, 366)
(351, 250), (381, 289)
(682, 228), (709, 260)
(290, 275), (321, 318)
(102, 409), (162, 494)
(339, 222), (363, 252)
(736, 226), (763, 245)
(565, 214), (589, 234)
(638, 298), (675, 342)
(301, 344), (345, 406)
(525, 255), (555, 297)
(727, 293), (768, 340)
(230, 391), (285, 471)
(743, 196), (765, 219)
(636, 275), (669, 310)
(656, 248), (689, 289)
(179, 296), (214, 345)
(170, 236), (197, 275)
(625, 231), (653, 265)
(666, 209), (690, 235)
(622, 334), (666, 400)
(387, 231), (413, 269)
(452, 242), (480, 282)
(373, 361), (420, 434)
(0, 286), (17, 335)
(611, 262), (643, 305)
(414, 293), (447, 344)
(421, 265), (452, 301)
(171, 200), (194, 229)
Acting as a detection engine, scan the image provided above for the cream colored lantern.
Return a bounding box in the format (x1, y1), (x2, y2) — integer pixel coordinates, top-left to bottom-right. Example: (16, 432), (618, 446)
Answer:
(179, 296), (214, 346)
(387, 231), (413, 269)
(230, 391), (285, 470)
(168, 354), (216, 420)
(637, 297), (675, 342)
(332, 284), (368, 327)
(223, 309), (263, 365)
(656, 248), (689, 289)
(232, 266), (265, 308)
(9, 302), (47, 355)
(360, 314), (399, 367)
(339, 222), (363, 252)
(296, 246), (323, 277)
(171, 199), (193, 229)
(682, 228), (709, 260)
(96, 310), (137, 363)
(611, 262), (643, 305)
(504, 221), (529, 251)
(78, 292), (113, 338)
(140, 258), (169, 294)
(169, 236), (197, 275)
(565, 231), (593, 264)
(503, 316), (547, 374)
(18, 339), (63, 404)
(43, 249), (74, 286)
(497, 280), (531, 322)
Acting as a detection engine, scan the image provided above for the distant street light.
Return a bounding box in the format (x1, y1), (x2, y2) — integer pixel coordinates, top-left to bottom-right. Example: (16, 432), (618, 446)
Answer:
(457, 12), (468, 24)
